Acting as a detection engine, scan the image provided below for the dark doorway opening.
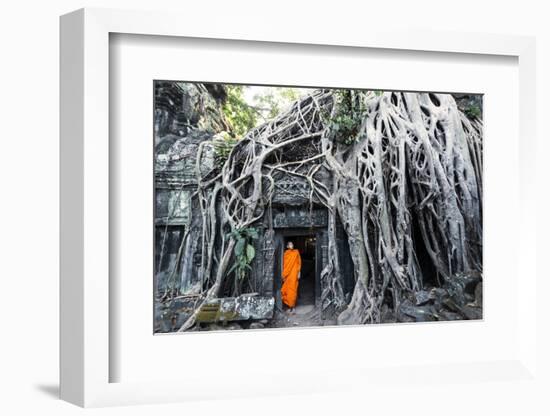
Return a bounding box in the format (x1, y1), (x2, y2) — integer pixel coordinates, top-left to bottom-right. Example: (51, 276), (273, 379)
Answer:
(411, 214), (439, 287)
(283, 234), (316, 306)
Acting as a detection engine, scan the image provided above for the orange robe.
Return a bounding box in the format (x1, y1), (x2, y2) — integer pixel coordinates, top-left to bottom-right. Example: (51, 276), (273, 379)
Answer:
(281, 249), (301, 308)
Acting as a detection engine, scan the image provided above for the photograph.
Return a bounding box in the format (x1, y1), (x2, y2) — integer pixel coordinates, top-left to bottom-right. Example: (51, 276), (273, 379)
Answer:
(153, 81), (483, 333)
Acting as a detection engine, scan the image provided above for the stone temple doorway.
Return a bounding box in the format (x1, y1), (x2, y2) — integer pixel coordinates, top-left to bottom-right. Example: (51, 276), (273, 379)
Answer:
(283, 235), (316, 307)
(274, 229), (322, 312)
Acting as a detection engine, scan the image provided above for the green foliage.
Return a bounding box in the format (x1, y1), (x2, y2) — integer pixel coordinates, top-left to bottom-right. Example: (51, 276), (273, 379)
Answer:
(253, 87), (302, 120)
(221, 86), (311, 137)
(212, 132), (238, 168)
(464, 104), (481, 119)
(222, 86), (258, 137)
(253, 89), (280, 119)
(325, 90), (366, 145)
(227, 227), (259, 281)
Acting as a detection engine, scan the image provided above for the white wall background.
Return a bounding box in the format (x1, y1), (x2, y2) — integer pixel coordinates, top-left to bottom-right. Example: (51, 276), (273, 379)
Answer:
(1, 1), (548, 414)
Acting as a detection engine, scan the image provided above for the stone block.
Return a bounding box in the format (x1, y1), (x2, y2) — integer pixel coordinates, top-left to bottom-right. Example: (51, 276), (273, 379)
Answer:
(196, 294), (274, 323)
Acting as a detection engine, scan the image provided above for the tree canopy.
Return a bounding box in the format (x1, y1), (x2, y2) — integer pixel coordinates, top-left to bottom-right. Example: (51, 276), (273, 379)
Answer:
(222, 85), (313, 137)
(222, 85), (258, 137)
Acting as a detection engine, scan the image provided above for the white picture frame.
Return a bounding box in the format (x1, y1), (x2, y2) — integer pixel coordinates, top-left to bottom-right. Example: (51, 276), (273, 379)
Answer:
(60, 7), (539, 408)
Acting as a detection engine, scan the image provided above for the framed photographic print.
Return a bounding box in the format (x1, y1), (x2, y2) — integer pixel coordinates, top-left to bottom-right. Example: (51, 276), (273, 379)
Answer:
(60, 7), (540, 408)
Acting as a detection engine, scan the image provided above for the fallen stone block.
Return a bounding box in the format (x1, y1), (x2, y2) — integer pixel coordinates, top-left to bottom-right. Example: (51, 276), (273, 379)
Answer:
(196, 294), (274, 323)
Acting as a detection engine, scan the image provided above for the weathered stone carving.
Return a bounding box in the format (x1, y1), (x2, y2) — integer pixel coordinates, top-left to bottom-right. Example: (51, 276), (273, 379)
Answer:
(196, 295), (275, 323)
(272, 208), (328, 228)
(261, 229), (276, 298)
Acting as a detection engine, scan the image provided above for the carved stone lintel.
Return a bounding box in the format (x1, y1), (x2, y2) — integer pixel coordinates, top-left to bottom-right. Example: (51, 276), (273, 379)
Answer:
(272, 208), (328, 228)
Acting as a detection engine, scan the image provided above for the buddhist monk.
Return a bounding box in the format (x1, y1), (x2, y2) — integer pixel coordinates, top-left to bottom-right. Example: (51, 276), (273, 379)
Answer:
(281, 241), (301, 313)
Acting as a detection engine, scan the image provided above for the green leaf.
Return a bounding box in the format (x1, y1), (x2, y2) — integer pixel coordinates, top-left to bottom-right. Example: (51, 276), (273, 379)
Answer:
(246, 244), (255, 262)
(234, 238), (245, 256)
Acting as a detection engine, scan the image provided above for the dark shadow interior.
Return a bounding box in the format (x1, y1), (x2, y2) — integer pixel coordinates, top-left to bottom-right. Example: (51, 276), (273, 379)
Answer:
(411, 214), (439, 286)
(284, 235), (316, 306)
